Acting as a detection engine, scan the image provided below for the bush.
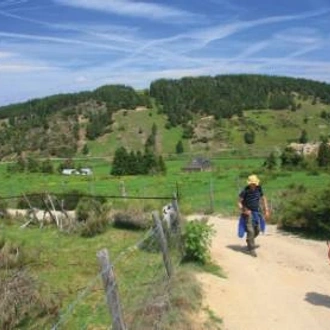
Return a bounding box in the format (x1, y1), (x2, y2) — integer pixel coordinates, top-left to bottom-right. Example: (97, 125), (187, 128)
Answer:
(113, 209), (150, 230)
(0, 270), (59, 330)
(273, 185), (330, 238)
(17, 193), (44, 210)
(79, 210), (109, 237)
(0, 238), (38, 269)
(0, 198), (8, 218)
(57, 190), (84, 210)
(182, 219), (215, 264)
(75, 197), (102, 222)
(75, 198), (111, 237)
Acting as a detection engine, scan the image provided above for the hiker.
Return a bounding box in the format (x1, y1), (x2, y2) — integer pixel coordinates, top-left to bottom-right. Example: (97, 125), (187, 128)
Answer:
(238, 174), (270, 253)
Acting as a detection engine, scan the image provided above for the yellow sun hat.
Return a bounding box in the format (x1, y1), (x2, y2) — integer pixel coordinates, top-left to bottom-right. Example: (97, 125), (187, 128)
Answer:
(247, 174), (260, 186)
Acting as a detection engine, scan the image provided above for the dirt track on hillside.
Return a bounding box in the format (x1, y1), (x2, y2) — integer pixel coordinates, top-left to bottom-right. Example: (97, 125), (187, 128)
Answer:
(194, 215), (330, 330)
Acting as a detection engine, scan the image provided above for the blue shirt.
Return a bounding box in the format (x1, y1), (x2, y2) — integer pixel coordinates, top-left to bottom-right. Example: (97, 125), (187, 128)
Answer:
(239, 185), (264, 212)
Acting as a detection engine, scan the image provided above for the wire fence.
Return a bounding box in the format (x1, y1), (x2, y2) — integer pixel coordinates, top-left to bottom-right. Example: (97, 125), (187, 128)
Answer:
(47, 205), (184, 330)
(0, 180), (280, 329)
(1, 191), (188, 330)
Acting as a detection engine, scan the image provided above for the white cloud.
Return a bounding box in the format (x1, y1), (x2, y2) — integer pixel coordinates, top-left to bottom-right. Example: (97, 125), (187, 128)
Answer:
(186, 8), (330, 46)
(274, 28), (323, 45)
(0, 64), (51, 72)
(0, 0), (28, 9)
(54, 0), (198, 21)
(0, 31), (135, 53)
(0, 51), (14, 58)
(75, 76), (88, 83)
(1, 2), (330, 105)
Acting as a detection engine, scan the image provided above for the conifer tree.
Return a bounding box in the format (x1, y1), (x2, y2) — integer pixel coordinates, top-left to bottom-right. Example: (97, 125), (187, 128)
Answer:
(317, 138), (330, 167)
(111, 147), (128, 175)
(176, 140), (184, 154)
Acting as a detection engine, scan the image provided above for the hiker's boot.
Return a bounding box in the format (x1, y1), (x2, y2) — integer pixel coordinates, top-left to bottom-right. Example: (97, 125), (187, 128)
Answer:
(246, 239), (255, 251)
(246, 240), (257, 256)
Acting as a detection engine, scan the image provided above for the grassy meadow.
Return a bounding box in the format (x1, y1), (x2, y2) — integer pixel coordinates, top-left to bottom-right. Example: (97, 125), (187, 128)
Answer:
(2, 216), (202, 329)
(1, 156), (330, 215)
(1, 156), (330, 328)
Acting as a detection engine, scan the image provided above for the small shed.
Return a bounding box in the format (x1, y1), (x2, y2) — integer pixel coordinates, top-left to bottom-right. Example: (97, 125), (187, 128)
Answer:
(182, 157), (212, 172)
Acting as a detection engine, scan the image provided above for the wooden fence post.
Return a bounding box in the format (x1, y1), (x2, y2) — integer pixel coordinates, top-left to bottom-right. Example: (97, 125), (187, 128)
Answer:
(171, 195), (185, 259)
(152, 211), (172, 278)
(120, 181), (127, 200)
(209, 179), (214, 214)
(96, 249), (126, 330)
(23, 194), (38, 223)
(47, 194), (61, 229)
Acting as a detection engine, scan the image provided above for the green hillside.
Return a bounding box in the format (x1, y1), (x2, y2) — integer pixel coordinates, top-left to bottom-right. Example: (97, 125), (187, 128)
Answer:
(0, 74), (330, 160)
(86, 99), (330, 158)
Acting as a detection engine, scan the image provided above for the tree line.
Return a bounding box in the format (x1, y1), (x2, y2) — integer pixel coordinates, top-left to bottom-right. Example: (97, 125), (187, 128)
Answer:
(150, 74), (330, 127)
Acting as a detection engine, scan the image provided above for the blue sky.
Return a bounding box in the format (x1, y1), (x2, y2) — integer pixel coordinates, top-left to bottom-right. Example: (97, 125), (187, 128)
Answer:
(0, 0), (329, 106)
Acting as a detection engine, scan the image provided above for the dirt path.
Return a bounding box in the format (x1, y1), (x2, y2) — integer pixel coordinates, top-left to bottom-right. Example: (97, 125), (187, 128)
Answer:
(195, 215), (330, 330)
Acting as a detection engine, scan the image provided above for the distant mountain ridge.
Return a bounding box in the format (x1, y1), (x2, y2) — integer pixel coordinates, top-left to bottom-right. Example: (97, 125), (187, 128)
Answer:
(0, 74), (329, 160)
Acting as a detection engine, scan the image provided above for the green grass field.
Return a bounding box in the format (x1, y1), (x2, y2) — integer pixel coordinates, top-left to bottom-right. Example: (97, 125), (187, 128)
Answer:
(2, 156), (330, 329)
(1, 219), (185, 329)
(1, 157), (329, 215)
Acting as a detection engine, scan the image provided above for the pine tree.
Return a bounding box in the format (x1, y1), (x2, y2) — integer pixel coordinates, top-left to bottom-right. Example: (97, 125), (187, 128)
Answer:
(299, 129), (308, 143)
(263, 152), (277, 170)
(41, 159), (54, 174)
(82, 144), (89, 155)
(317, 140), (330, 167)
(157, 155), (166, 174)
(244, 130), (255, 144)
(175, 140), (184, 154)
(111, 147), (128, 175)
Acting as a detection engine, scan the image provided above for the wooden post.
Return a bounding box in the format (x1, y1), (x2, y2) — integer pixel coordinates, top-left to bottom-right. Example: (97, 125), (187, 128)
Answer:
(120, 181), (127, 200)
(152, 211), (172, 278)
(23, 194), (38, 223)
(47, 194), (61, 229)
(54, 196), (71, 222)
(97, 249), (126, 330)
(209, 179), (214, 214)
(171, 195), (185, 259)
(42, 195), (57, 226)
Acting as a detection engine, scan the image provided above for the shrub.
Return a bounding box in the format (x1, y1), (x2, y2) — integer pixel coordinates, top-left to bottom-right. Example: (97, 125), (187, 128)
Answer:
(79, 210), (109, 237)
(0, 238), (38, 269)
(57, 190), (84, 210)
(0, 198), (8, 218)
(182, 219), (215, 264)
(244, 130), (255, 144)
(17, 193), (44, 210)
(273, 185), (330, 238)
(75, 198), (112, 237)
(113, 209), (150, 230)
(0, 270), (59, 330)
(75, 197), (102, 222)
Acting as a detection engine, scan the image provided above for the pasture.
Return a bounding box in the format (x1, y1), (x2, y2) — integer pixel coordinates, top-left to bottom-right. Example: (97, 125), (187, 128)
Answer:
(1, 157), (329, 215)
(1, 156), (330, 329)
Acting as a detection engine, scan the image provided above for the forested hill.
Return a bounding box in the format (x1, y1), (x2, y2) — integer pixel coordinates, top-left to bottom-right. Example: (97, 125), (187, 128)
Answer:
(0, 84), (150, 119)
(150, 74), (330, 126)
(0, 74), (330, 160)
(0, 85), (150, 160)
